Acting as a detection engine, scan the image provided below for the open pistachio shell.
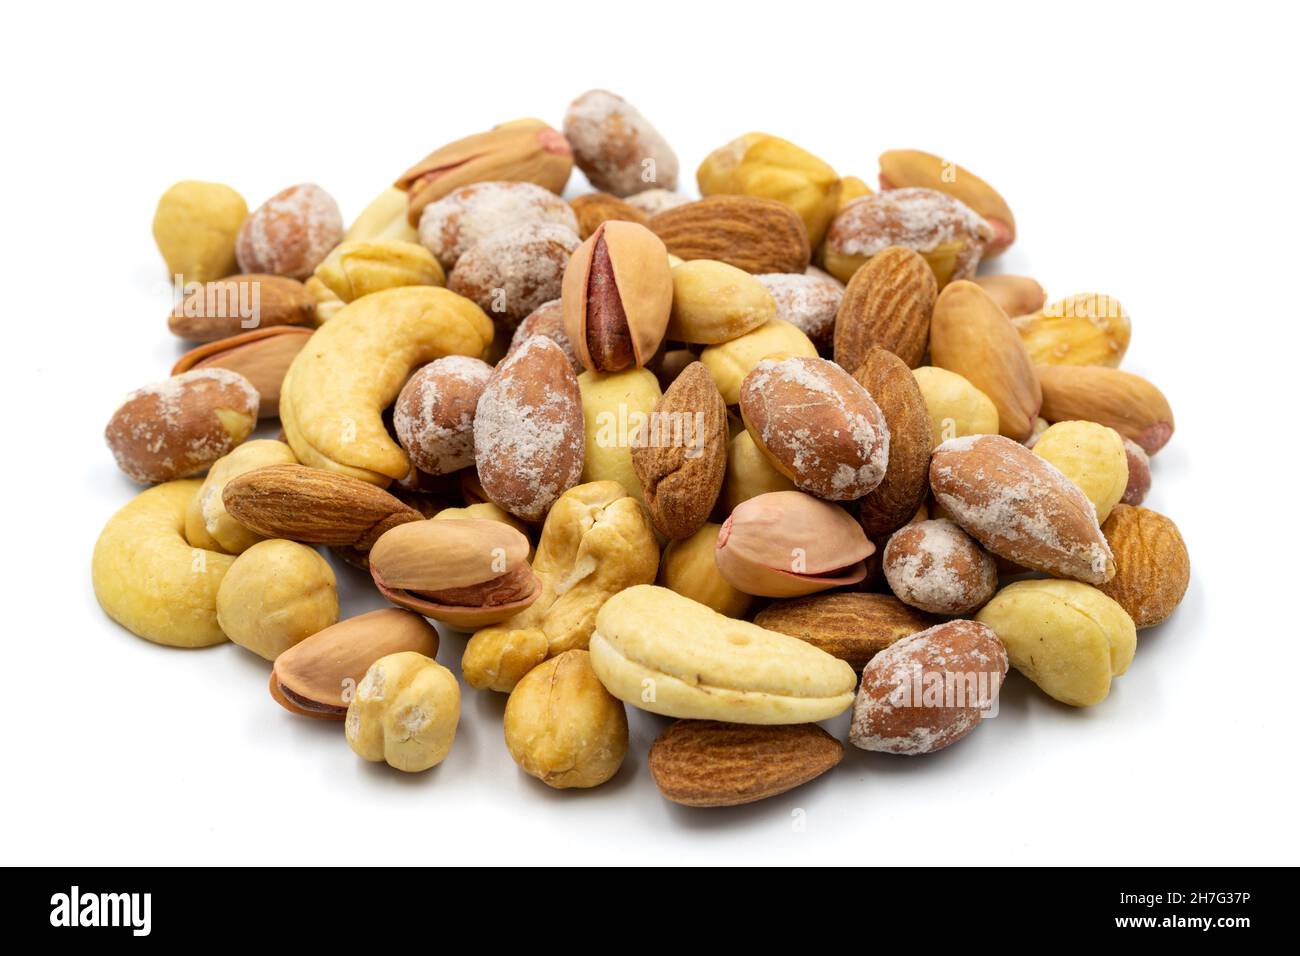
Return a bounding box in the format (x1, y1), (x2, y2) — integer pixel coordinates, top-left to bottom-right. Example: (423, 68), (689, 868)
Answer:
(368, 518), (541, 628)
(270, 609), (439, 720)
(395, 119), (573, 225)
(715, 491), (873, 597)
(369, 518), (530, 590)
(561, 220), (672, 372)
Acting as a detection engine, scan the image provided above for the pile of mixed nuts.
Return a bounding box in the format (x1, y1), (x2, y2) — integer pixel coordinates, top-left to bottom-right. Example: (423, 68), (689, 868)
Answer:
(94, 90), (1189, 807)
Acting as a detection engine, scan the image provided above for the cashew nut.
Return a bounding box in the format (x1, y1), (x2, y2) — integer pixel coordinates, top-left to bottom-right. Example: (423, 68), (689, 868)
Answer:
(279, 286), (494, 485)
(92, 480), (236, 647)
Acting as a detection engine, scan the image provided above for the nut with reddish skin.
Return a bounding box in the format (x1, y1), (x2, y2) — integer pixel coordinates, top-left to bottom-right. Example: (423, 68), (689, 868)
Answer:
(849, 619), (1008, 755)
(105, 368), (260, 484)
(823, 188), (993, 287)
(878, 150), (1016, 257)
(473, 336), (585, 522)
(508, 299), (583, 374)
(393, 356), (493, 476)
(1121, 438), (1152, 505)
(882, 519), (997, 615)
(561, 220), (673, 373)
(417, 181), (578, 270)
(236, 184), (343, 279)
(563, 90), (679, 198)
(740, 356), (890, 501)
(171, 326), (312, 419)
(929, 434), (1115, 585)
(447, 221), (581, 333)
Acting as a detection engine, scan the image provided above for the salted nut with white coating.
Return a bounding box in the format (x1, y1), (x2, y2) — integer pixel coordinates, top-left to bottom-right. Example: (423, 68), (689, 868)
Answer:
(95, 90), (1193, 802)
(368, 518), (540, 629)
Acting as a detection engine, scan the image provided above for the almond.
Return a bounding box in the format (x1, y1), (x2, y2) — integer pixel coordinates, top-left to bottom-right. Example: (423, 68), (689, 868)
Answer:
(222, 463), (423, 550)
(754, 592), (939, 673)
(473, 335), (585, 521)
(834, 246), (937, 371)
(1036, 364), (1174, 454)
(929, 279), (1042, 441)
(649, 195), (810, 274)
(1096, 505), (1190, 628)
(853, 346), (932, 538)
(569, 192), (648, 238)
(849, 619), (1007, 755)
(168, 274), (316, 342)
(172, 326), (312, 418)
(929, 434), (1115, 585)
(740, 356), (889, 500)
(630, 361), (727, 539)
(648, 720), (843, 807)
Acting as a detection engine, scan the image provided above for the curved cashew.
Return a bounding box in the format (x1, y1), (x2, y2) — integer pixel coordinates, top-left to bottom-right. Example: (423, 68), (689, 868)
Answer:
(279, 286), (493, 485)
(92, 480), (236, 648)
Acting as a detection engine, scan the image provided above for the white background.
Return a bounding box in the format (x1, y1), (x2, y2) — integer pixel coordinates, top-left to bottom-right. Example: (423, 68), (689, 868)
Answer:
(3, 0), (1296, 865)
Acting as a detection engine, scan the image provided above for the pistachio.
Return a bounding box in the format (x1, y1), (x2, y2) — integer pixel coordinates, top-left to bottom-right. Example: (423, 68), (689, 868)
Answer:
(270, 609), (439, 720)
(395, 119), (574, 225)
(715, 491), (874, 597)
(368, 518), (540, 629)
(172, 326), (312, 418)
(561, 221), (673, 373)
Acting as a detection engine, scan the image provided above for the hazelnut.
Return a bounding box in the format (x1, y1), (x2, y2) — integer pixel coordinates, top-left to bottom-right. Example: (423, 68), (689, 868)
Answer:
(216, 539), (339, 661)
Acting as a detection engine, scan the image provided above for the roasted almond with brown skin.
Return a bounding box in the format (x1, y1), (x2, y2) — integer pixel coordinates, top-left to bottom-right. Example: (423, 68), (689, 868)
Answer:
(473, 335), (585, 521)
(649, 195), (810, 274)
(631, 362), (727, 539)
(172, 326), (312, 418)
(740, 356), (889, 500)
(754, 592), (939, 673)
(930, 434), (1115, 584)
(222, 463), (422, 550)
(270, 609), (440, 719)
(168, 274), (315, 342)
(569, 192), (648, 238)
(930, 279), (1042, 441)
(853, 347), (932, 538)
(1037, 364), (1175, 454)
(648, 720), (843, 807)
(834, 246), (936, 371)
(561, 220), (672, 373)
(1097, 504), (1190, 628)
